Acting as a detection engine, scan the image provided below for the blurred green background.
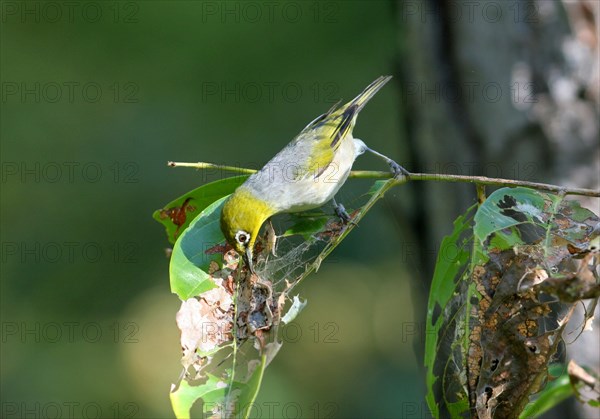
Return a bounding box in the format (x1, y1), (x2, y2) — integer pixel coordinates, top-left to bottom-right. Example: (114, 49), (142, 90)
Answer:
(1, 2), (422, 418)
(2, 1), (598, 418)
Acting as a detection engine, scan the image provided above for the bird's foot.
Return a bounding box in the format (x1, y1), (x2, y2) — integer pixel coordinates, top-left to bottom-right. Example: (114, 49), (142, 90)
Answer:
(389, 160), (410, 179)
(334, 202), (355, 225)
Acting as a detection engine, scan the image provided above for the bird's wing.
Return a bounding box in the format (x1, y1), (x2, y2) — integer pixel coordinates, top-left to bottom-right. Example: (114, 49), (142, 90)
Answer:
(272, 129), (336, 181)
(254, 76), (393, 183)
(293, 75), (393, 177)
(243, 131), (332, 203)
(289, 101), (350, 179)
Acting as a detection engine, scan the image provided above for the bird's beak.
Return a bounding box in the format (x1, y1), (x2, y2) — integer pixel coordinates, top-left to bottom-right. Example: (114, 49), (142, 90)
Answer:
(244, 247), (255, 273)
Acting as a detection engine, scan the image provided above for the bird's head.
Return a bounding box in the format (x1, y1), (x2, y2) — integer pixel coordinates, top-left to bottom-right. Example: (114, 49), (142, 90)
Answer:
(220, 188), (275, 272)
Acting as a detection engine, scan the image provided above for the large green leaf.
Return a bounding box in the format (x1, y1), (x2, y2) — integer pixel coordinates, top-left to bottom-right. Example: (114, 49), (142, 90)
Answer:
(154, 176), (248, 244)
(170, 353), (268, 419)
(229, 354), (267, 419)
(170, 374), (228, 419)
(169, 196), (229, 300)
(473, 187), (558, 245)
(425, 204), (476, 419)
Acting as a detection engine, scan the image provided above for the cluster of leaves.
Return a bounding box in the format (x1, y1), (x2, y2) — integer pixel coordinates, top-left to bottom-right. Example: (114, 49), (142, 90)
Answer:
(155, 172), (599, 419)
(153, 176), (398, 418)
(425, 187), (600, 418)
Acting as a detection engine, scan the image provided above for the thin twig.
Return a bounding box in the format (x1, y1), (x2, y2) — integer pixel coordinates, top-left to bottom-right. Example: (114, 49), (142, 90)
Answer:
(168, 161), (256, 175)
(167, 161), (600, 198)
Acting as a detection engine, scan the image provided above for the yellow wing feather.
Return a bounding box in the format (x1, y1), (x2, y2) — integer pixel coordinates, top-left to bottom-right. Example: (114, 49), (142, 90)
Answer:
(302, 75), (392, 177)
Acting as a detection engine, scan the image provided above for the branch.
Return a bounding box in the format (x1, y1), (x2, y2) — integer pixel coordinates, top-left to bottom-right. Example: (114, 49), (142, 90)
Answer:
(167, 161), (600, 198)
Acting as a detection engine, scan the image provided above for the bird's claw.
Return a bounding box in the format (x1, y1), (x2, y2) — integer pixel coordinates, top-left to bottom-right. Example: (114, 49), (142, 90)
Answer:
(389, 161), (410, 179)
(334, 203), (353, 224)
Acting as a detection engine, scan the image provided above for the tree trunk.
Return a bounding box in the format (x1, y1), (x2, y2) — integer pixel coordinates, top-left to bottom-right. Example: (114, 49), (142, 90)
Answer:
(394, 0), (599, 417)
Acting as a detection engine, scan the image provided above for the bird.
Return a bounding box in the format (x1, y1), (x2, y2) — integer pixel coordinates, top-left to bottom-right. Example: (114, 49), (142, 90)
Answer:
(220, 75), (408, 272)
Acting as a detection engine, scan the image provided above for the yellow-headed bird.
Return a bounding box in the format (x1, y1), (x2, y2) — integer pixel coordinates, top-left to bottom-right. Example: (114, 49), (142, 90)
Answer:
(220, 76), (408, 271)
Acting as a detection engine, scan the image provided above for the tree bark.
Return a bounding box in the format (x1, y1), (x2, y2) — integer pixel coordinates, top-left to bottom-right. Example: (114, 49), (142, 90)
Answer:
(394, 0), (599, 417)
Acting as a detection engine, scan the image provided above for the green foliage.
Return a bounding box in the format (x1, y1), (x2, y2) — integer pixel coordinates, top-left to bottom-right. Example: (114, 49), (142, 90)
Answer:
(155, 176), (402, 418)
(425, 187), (599, 418)
(170, 374), (228, 419)
(157, 181), (599, 419)
(152, 177), (249, 299)
(281, 214), (330, 239)
(169, 197), (228, 300)
(170, 358), (268, 419)
(473, 187), (558, 244)
(153, 176), (248, 244)
(424, 205), (476, 419)
(519, 367), (572, 419)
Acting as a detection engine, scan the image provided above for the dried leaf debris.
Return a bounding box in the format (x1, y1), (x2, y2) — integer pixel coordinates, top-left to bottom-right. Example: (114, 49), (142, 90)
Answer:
(470, 191), (599, 418)
(428, 188), (599, 419)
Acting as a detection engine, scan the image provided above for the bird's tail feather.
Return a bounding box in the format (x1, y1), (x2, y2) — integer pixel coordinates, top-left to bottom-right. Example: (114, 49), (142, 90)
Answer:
(330, 75), (392, 147)
(348, 75), (392, 112)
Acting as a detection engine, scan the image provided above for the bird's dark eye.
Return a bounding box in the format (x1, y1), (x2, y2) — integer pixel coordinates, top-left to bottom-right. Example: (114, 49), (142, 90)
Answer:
(235, 231), (250, 244)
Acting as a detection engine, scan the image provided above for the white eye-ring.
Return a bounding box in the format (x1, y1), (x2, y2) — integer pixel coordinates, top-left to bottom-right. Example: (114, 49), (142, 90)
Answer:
(235, 230), (250, 245)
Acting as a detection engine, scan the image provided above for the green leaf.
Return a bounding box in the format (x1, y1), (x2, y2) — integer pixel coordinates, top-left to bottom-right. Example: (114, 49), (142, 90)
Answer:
(366, 179), (389, 195)
(169, 196), (228, 300)
(170, 354), (268, 419)
(231, 354), (267, 419)
(467, 189), (598, 417)
(170, 374), (228, 419)
(487, 226), (525, 250)
(154, 176), (248, 244)
(281, 215), (329, 239)
(474, 186), (599, 261)
(519, 372), (573, 418)
(425, 204), (477, 419)
(474, 187), (560, 248)
(167, 176), (409, 419)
